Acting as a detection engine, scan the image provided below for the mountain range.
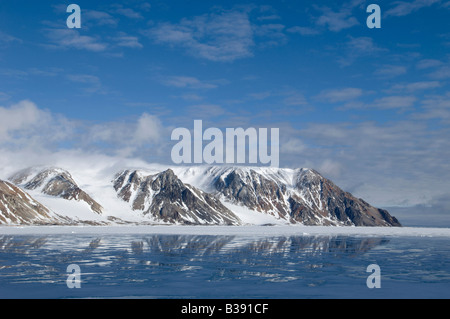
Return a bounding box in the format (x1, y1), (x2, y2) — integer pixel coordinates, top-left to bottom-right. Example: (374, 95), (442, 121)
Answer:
(0, 165), (401, 227)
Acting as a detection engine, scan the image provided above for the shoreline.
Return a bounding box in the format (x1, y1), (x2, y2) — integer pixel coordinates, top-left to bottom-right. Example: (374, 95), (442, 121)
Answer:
(1, 224), (450, 237)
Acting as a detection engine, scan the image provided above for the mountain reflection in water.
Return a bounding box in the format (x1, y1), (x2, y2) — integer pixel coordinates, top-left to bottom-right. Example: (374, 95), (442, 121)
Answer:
(0, 234), (388, 258)
(0, 233), (394, 298)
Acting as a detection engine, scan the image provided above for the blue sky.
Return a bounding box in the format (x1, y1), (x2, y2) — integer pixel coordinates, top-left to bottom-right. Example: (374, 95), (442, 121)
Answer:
(1, 0), (450, 221)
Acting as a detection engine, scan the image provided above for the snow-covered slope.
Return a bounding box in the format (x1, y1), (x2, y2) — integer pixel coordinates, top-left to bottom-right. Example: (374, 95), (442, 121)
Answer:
(173, 166), (401, 226)
(0, 179), (66, 225)
(113, 169), (241, 225)
(2, 164), (401, 227)
(7, 167), (143, 225)
(9, 167), (103, 214)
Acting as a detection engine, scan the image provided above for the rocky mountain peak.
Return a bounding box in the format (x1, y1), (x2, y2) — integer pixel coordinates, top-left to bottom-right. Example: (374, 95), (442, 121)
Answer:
(0, 179), (62, 225)
(198, 166), (401, 226)
(9, 167), (103, 215)
(113, 169), (241, 225)
(2, 164), (401, 227)
(151, 169), (183, 191)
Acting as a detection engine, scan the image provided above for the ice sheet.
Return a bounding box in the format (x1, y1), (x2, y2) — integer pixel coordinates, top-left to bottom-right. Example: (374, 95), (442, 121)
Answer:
(1, 225), (450, 237)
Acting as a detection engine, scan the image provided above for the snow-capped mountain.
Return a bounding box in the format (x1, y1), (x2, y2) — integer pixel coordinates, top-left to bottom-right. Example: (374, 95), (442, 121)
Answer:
(113, 169), (241, 225)
(0, 164), (401, 227)
(173, 166), (401, 226)
(9, 167), (103, 214)
(0, 179), (65, 225)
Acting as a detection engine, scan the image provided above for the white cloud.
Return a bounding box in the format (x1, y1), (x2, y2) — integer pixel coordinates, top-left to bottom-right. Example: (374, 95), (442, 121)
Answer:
(339, 94), (418, 111)
(0, 31), (22, 46)
(286, 26), (320, 36)
(134, 113), (163, 144)
(43, 9), (143, 54)
(390, 81), (441, 92)
(416, 59), (443, 69)
(257, 15), (281, 21)
(84, 10), (118, 27)
(0, 100), (169, 161)
(139, 3), (152, 12)
(28, 67), (62, 77)
(44, 28), (108, 52)
(385, 0), (440, 17)
(0, 148), (152, 189)
(317, 159), (343, 179)
(160, 76), (219, 89)
(86, 112), (166, 157)
(428, 64), (450, 79)
(67, 74), (100, 84)
(317, 88), (363, 103)
(346, 36), (384, 53)
(2, 98), (449, 214)
(0, 68), (28, 79)
(248, 91), (272, 100)
(373, 96), (417, 109)
(0, 100), (74, 148)
(315, 7), (359, 32)
(313, 0), (365, 32)
(414, 91), (450, 122)
(281, 119), (450, 208)
(66, 74), (104, 94)
(282, 91), (308, 106)
(280, 138), (306, 154)
(112, 4), (144, 19)
(0, 100), (50, 141)
(286, 1), (365, 36)
(338, 36), (387, 66)
(146, 9), (255, 62)
(253, 23), (287, 47)
(112, 32), (143, 49)
(374, 65), (408, 78)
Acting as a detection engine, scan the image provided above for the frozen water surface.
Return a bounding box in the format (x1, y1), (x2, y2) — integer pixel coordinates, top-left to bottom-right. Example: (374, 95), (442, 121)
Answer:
(0, 226), (449, 299)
